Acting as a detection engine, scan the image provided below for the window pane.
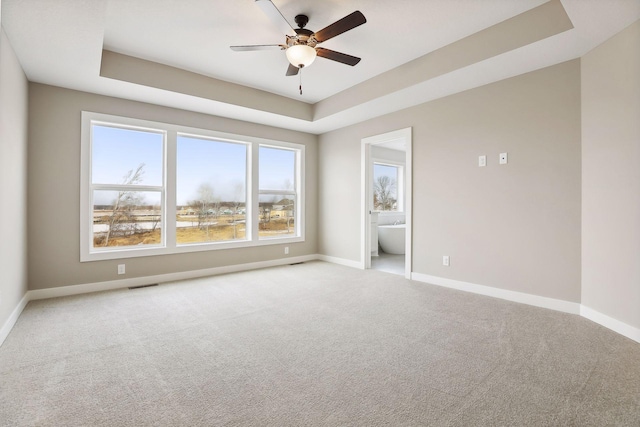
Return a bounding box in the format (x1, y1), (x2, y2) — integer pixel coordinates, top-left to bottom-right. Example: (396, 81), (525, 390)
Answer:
(93, 190), (162, 248)
(176, 135), (247, 244)
(373, 163), (398, 211)
(258, 194), (296, 239)
(259, 146), (295, 191)
(92, 125), (163, 186)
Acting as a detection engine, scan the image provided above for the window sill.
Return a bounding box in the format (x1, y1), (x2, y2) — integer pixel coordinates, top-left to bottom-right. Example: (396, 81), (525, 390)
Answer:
(81, 235), (305, 262)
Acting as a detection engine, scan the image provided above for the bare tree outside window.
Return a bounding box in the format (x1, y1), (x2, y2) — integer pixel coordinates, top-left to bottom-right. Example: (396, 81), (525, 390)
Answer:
(231, 181), (245, 239)
(374, 175), (397, 211)
(259, 204), (272, 229)
(284, 179), (294, 233)
(190, 183), (218, 239)
(103, 163), (146, 246)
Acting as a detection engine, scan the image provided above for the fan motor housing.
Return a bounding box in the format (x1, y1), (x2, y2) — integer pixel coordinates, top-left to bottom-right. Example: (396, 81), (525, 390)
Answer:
(288, 29), (316, 48)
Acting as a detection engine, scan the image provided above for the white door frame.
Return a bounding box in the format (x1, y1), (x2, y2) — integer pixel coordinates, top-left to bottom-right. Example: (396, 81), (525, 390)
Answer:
(361, 127), (412, 279)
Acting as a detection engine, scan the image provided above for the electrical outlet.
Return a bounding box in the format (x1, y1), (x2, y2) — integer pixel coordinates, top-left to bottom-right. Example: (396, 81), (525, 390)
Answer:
(442, 256), (450, 267)
(118, 264), (125, 275)
(284, 246), (289, 255)
(478, 155), (486, 167)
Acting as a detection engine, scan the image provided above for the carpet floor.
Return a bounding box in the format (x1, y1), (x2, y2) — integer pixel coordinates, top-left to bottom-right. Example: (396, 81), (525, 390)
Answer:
(1, 261), (639, 426)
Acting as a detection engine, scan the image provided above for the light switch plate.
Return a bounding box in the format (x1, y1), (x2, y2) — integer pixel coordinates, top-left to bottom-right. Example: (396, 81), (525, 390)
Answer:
(499, 152), (508, 164)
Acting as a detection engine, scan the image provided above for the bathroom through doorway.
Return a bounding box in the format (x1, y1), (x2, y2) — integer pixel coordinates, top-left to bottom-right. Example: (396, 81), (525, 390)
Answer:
(361, 128), (412, 278)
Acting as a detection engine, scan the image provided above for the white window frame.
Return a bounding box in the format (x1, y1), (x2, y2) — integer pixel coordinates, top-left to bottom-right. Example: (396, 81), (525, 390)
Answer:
(372, 159), (404, 213)
(175, 132), (252, 246)
(80, 111), (305, 262)
(257, 143), (303, 241)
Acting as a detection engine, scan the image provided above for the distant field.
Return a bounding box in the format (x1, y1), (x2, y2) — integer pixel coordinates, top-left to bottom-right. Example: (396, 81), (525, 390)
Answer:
(94, 219), (294, 247)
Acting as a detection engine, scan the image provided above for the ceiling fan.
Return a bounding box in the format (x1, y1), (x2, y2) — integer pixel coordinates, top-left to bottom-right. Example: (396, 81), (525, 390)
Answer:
(230, 0), (366, 80)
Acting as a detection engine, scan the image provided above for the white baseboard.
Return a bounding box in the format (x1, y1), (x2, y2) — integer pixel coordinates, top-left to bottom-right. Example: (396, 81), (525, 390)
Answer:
(316, 254), (363, 269)
(411, 273), (640, 344)
(0, 293), (29, 348)
(580, 305), (640, 344)
(4, 258), (638, 347)
(411, 272), (581, 315)
(29, 254), (319, 301)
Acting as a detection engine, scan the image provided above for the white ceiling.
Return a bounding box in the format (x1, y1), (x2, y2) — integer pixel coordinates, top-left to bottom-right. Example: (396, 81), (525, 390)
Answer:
(2, 0), (639, 134)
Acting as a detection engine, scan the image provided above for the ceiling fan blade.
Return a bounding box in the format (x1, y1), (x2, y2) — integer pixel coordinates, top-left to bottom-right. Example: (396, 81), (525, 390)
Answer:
(255, 0), (296, 36)
(316, 47), (361, 66)
(286, 64), (299, 76)
(313, 11), (366, 43)
(230, 44), (285, 51)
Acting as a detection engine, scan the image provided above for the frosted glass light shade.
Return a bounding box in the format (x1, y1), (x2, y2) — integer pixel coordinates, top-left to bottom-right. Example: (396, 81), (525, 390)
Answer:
(286, 45), (317, 68)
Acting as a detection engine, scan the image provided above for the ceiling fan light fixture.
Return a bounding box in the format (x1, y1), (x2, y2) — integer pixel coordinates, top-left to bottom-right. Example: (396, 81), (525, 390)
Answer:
(286, 44), (317, 68)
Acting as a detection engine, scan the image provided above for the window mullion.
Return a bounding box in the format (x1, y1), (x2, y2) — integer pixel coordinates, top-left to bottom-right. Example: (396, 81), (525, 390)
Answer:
(165, 130), (177, 249)
(250, 142), (260, 242)
(297, 147), (304, 239)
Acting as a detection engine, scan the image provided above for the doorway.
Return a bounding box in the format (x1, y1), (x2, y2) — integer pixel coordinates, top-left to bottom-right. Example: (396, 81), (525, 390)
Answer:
(361, 128), (412, 278)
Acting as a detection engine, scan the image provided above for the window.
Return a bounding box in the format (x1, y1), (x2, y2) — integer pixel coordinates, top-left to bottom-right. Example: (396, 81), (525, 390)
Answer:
(176, 135), (247, 245)
(81, 112), (304, 261)
(258, 146), (298, 239)
(90, 124), (165, 249)
(373, 162), (403, 212)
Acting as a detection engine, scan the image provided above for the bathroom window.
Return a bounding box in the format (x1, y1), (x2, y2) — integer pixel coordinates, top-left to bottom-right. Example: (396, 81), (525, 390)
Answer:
(373, 162), (403, 212)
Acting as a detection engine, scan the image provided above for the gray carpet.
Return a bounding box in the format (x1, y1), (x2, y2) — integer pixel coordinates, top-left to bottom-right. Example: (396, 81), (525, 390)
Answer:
(1, 261), (639, 426)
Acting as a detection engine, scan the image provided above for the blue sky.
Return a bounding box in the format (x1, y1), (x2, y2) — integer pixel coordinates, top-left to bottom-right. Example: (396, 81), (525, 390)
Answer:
(177, 135), (246, 205)
(92, 125), (163, 187)
(92, 125), (295, 206)
(373, 163), (398, 183)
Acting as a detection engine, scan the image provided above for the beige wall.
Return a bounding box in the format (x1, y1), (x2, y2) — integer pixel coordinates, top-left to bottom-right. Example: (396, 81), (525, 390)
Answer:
(319, 60), (582, 302)
(0, 28), (29, 331)
(581, 20), (640, 329)
(27, 84), (318, 290)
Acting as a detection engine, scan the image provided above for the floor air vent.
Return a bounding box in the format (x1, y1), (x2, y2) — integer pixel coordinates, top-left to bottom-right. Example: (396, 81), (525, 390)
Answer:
(128, 284), (158, 290)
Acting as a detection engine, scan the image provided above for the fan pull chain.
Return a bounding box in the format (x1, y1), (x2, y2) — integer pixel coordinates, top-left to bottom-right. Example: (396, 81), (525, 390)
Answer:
(299, 67), (303, 95)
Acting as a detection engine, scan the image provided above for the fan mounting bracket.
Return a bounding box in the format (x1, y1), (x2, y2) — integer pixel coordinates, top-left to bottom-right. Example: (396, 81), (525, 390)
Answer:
(294, 14), (309, 29)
